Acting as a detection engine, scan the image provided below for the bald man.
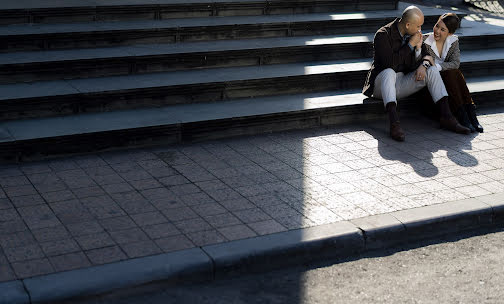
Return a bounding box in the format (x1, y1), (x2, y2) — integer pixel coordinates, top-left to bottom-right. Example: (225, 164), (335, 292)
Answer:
(363, 6), (469, 141)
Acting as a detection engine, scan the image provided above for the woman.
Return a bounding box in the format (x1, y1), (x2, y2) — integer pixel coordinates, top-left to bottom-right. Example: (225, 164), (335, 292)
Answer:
(422, 13), (483, 132)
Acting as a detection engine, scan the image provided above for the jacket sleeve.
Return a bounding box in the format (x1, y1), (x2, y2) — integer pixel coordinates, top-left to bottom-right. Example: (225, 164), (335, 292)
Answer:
(373, 30), (416, 70)
(439, 40), (461, 70)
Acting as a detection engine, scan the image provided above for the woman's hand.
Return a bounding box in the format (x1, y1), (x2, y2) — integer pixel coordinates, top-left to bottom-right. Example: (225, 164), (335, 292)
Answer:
(423, 55), (434, 65)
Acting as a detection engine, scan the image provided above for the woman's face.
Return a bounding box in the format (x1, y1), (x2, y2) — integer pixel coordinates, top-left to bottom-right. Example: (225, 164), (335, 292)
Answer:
(433, 19), (452, 42)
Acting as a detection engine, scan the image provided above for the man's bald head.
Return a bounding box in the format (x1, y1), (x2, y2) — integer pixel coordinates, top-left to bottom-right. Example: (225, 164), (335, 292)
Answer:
(402, 6), (423, 24)
(399, 5), (424, 36)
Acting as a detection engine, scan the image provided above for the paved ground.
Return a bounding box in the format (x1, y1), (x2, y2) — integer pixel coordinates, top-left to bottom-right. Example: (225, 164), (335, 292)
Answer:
(1, 107), (504, 282)
(71, 225), (504, 304)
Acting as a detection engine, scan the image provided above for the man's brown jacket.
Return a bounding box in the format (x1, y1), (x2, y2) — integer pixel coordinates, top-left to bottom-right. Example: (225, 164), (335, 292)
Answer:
(362, 18), (427, 97)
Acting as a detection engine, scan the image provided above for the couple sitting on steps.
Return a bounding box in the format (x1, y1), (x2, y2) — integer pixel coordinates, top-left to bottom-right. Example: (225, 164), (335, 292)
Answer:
(363, 5), (483, 142)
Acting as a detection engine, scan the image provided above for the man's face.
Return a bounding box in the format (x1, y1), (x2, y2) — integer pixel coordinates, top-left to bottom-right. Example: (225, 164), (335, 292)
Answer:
(405, 15), (424, 35)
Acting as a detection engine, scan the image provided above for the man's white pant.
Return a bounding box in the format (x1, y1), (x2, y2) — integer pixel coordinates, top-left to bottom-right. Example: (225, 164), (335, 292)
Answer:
(372, 67), (448, 106)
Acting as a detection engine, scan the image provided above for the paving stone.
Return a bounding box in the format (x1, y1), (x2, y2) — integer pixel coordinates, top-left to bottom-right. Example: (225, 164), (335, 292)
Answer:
(261, 203), (301, 219)
(477, 181), (504, 193)
(178, 192), (216, 206)
(0, 198), (12, 210)
(455, 185), (492, 198)
(247, 219), (287, 235)
(72, 155), (107, 168)
(0, 264), (16, 282)
(27, 172), (61, 185)
(0, 166), (24, 178)
(4, 243), (45, 263)
(191, 203), (227, 217)
(32, 225), (70, 242)
(205, 187), (243, 202)
(102, 183), (134, 194)
(204, 212), (242, 229)
(0, 208), (19, 222)
(20, 163), (52, 175)
(169, 184), (201, 196)
(18, 205), (61, 229)
(174, 217), (212, 234)
(110, 228), (149, 244)
(142, 222), (180, 239)
(0, 175), (30, 187)
(76, 232), (115, 250)
(162, 207), (199, 222)
(217, 224), (257, 241)
(50, 199), (95, 224)
(120, 240), (162, 258)
(219, 198), (256, 211)
(99, 216), (137, 232)
(81, 195), (126, 219)
(111, 191), (156, 214)
(48, 160), (79, 171)
(131, 211), (167, 227)
(85, 246), (127, 265)
(93, 174), (126, 185)
(49, 252), (91, 272)
(71, 186), (107, 199)
(40, 239), (80, 257)
(0, 231), (34, 249)
(233, 208), (271, 224)
(129, 179), (162, 191)
(66, 221), (104, 237)
(155, 235), (195, 253)
(63, 177), (97, 189)
(187, 229), (227, 246)
(3, 184), (38, 197)
(11, 258), (54, 279)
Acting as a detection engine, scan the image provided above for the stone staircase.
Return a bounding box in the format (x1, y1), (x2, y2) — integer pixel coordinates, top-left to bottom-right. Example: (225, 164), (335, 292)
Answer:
(0, 0), (503, 160)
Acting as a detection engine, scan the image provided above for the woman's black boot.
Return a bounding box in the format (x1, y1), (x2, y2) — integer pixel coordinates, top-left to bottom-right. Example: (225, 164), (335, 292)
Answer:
(465, 104), (484, 133)
(455, 106), (475, 133)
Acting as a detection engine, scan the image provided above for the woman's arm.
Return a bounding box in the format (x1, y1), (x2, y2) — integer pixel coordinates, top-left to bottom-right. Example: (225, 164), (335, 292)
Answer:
(439, 40), (461, 70)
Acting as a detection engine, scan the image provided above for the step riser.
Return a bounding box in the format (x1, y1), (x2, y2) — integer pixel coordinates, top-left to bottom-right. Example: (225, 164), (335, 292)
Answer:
(0, 1), (398, 25)
(2, 59), (501, 120)
(0, 16), (441, 53)
(2, 90), (501, 162)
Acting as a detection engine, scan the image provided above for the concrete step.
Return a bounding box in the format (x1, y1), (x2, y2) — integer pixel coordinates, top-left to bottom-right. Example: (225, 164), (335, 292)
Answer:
(0, 3), (458, 52)
(1, 48), (503, 120)
(2, 20), (503, 84)
(1, 75), (502, 160)
(0, 0), (398, 25)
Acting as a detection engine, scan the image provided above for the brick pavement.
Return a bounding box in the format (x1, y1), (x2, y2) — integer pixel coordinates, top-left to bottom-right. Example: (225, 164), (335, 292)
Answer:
(1, 109), (504, 282)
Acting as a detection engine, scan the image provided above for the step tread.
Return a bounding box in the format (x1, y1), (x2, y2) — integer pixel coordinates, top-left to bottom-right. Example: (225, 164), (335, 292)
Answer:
(1, 47), (503, 100)
(1, 75), (502, 143)
(0, 3), (447, 36)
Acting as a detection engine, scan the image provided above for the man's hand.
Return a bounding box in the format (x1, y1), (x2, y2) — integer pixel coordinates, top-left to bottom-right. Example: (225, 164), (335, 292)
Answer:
(415, 65), (427, 82)
(423, 55), (434, 66)
(409, 32), (422, 49)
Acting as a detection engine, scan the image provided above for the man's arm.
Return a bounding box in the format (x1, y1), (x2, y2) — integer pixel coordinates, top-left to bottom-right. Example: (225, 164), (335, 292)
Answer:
(373, 30), (415, 70)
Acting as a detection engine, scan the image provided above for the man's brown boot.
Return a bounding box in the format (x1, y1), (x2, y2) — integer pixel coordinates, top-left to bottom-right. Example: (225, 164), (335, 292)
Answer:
(390, 121), (405, 141)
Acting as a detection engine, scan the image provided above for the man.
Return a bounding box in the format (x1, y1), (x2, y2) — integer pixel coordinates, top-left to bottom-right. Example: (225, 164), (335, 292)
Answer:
(363, 5), (470, 141)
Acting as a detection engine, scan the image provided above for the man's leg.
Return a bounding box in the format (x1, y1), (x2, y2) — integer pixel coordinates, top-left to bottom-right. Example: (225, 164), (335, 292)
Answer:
(373, 68), (405, 141)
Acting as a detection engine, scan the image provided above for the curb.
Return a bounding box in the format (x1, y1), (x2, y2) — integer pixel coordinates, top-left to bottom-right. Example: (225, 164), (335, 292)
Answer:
(1, 193), (503, 304)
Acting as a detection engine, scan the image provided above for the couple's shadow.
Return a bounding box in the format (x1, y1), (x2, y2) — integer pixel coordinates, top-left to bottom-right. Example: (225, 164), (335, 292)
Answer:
(364, 114), (479, 178)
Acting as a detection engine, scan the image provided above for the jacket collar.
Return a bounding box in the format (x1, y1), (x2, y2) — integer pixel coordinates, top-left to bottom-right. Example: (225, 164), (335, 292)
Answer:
(424, 33), (458, 60)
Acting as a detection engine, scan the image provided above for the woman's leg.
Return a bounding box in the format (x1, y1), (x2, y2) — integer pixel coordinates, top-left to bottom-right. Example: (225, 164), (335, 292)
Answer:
(440, 69), (477, 132)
